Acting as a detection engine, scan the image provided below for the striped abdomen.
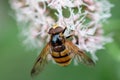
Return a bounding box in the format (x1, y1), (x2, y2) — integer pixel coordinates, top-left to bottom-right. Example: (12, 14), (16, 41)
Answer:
(51, 49), (72, 66)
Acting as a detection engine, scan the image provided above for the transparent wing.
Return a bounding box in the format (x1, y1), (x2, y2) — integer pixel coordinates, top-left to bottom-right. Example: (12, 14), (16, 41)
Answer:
(65, 40), (95, 65)
(31, 43), (51, 77)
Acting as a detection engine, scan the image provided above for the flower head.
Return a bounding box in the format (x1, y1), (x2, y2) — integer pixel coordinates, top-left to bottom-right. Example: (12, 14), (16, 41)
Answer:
(10, 0), (113, 62)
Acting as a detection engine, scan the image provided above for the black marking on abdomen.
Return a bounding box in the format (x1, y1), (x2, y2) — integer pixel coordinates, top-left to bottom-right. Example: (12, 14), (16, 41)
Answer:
(52, 53), (69, 58)
(52, 52), (72, 65)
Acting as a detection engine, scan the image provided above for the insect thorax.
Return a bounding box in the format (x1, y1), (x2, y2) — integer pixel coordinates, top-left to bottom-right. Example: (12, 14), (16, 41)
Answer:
(51, 34), (65, 52)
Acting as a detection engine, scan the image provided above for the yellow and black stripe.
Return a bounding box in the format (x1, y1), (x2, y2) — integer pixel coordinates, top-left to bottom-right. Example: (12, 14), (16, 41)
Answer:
(51, 49), (72, 66)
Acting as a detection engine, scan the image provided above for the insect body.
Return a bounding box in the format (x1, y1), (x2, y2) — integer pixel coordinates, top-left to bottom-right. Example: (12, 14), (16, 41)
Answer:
(31, 25), (95, 76)
(50, 31), (72, 66)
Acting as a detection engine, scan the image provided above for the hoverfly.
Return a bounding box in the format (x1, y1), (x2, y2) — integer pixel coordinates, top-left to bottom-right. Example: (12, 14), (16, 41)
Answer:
(31, 24), (95, 76)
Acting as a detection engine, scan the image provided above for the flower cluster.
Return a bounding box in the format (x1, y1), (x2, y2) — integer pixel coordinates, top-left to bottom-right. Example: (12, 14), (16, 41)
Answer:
(10, 0), (113, 61)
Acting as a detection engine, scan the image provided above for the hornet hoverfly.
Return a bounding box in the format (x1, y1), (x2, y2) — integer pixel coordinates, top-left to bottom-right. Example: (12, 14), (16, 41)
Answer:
(31, 24), (95, 76)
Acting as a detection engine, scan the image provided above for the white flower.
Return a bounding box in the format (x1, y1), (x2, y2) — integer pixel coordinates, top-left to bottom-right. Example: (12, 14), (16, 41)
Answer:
(10, 0), (113, 62)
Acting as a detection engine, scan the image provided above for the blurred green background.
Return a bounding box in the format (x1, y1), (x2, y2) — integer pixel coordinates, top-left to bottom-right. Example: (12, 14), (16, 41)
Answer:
(0, 0), (120, 80)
